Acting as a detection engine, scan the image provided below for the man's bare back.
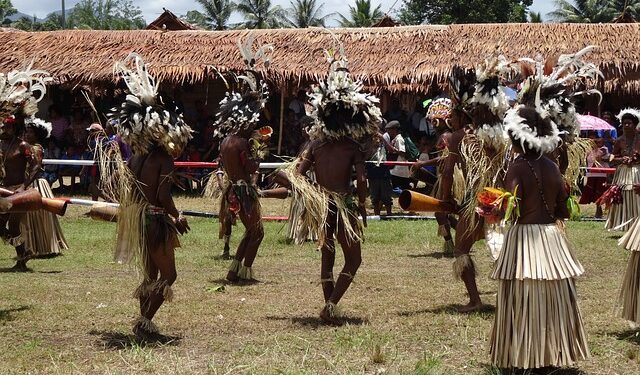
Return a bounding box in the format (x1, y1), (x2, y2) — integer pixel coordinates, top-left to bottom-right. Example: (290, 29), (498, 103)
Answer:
(129, 148), (180, 219)
(506, 155), (569, 224)
(220, 135), (258, 183)
(307, 139), (363, 194)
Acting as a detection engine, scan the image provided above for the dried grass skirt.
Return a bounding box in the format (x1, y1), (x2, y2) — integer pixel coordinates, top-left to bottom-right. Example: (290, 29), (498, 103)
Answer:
(22, 179), (68, 256)
(606, 165), (640, 231)
(618, 217), (640, 322)
(287, 196), (319, 244)
(490, 224), (589, 369)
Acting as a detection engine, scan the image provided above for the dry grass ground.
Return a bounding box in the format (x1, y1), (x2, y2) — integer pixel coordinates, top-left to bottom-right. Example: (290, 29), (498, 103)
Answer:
(0, 197), (639, 374)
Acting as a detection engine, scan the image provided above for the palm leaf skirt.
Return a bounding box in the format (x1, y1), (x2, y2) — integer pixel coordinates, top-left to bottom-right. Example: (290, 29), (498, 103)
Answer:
(490, 224), (589, 369)
(21, 179), (69, 256)
(618, 218), (640, 322)
(605, 165), (640, 232)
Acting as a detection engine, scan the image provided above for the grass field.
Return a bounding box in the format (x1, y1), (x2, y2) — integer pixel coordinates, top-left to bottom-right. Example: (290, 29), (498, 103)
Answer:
(1, 197), (639, 374)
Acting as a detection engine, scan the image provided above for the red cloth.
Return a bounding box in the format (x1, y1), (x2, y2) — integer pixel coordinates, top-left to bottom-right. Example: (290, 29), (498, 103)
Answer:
(579, 176), (608, 204)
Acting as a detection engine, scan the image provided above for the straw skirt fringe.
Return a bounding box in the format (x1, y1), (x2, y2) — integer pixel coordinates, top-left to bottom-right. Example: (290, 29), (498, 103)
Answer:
(287, 197), (318, 244)
(618, 218), (640, 322)
(490, 278), (590, 368)
(606, 165), (640, 231)
(22, 179), (68, 256)
(490, 224), (589, 369)
(492, 224), (584, 281)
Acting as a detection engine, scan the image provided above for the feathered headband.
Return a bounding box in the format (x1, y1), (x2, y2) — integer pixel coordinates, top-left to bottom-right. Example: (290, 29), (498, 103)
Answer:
(427, 98), (452, 121)
(617, 108), (640, 124)
(307, 47), (382, 142)
(504, 104), (562, 155)
(517, 46), (602, 143)
(25, 116), (52, 139)
(213, 34), (273, 139)
(111, 53), (193, 155)
(0, 62), (51, 121)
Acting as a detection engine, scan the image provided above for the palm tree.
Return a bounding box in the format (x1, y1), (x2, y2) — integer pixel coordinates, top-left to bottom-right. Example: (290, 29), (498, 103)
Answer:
(285, 0), (334, 27)
(196, 0), (235, 30)
(529, 11), (543, 22)
(236, 0), (285, 28)
(338, 0), (383, 27)
(607, 0), (640, 20)
(547, 0), (612, 23)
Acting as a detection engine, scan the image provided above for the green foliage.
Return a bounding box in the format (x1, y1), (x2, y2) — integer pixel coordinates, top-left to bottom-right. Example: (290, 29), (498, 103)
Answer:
(182, 10), (209, 28)
(285, 0), (334, 27)
(414, 354), (444, 375)
(529, 11), (543, 22)
(235, 0), (285, 28)
(0, 0), (16, 25)
(338, 0), (383, 27)
(195, 0), (235, 30)
(547, 0), (640, 22)
(67, 0), (145, 30)
(397, 0), (532, 25)
(12, 12), (64, 31)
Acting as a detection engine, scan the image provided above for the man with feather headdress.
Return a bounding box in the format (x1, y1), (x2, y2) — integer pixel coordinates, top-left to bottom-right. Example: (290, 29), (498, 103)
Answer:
(0, 64), (51, 271)
(274, 47), (382, 325)
(214, 35), (273, 283)
(109, 53), (192, 340)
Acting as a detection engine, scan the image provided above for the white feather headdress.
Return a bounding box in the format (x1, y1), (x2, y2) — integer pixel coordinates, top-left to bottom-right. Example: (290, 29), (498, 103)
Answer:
(617, 108), (640, 124)
(213, 34), (272, 139)
(504, 104), (562, 155)
(111, 53), (192, 156)
(25, 116), (52, 140)
(0, 61), (51, 120)
(306, 45), (382, 142)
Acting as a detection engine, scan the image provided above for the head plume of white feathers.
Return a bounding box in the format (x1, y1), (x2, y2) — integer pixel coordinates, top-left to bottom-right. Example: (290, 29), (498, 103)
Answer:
(213, 34), (272, 139)
(504, 104), (562, 155)
(516, 45), (602, 143)
(617, 108), (640, 124)
(0, 61), (52, 121)
(24, 116), (52, 140)
(306, 44), (382, 142)
(110, 53), (192, 156)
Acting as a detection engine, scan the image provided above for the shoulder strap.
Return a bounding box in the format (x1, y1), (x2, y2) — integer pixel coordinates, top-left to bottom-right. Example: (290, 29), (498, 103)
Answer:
(522, 158), (555, 220)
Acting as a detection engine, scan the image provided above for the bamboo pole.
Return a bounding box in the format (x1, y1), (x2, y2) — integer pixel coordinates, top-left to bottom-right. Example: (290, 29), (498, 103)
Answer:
(277, 83), (286, 155)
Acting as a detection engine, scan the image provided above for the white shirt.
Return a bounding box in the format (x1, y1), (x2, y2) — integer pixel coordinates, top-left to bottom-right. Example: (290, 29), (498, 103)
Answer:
(390, 134), (411, 178)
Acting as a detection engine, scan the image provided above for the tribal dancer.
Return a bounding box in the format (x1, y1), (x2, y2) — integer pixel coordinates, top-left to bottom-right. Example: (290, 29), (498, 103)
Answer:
(0, 64), (50, 271)
(411, 98), (456, 255)
(22, 117), (68, 256)
(490, 105), (589, 369)
(280, 48), (381, 324)
(109, 53), (192, 340)
(213, 35), (273, 282)
(603, 109), (640, 231)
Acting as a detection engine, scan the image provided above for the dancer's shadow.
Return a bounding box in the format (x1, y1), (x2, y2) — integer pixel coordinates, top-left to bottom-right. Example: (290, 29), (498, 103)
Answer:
(406, 251), (454, 259)
(614, 328), (640, 345)
(208, 278), (264, 287)
(482, 364), (585, 374)
(89, 330), (181, 349)
(0, 306), (30, 322)
(266, 315), (368, 328)
(0, 267), (33, 273)
(398, 303), (495, 317)
(608, 235), (623, 240)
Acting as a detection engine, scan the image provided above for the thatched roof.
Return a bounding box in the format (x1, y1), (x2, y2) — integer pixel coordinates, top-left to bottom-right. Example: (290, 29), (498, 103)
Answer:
(146, 8), (195, 31)
(2, 23), (640, 93)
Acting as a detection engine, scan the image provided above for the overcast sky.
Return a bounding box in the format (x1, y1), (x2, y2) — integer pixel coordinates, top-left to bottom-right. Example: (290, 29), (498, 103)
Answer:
(17, 0), (557, 25)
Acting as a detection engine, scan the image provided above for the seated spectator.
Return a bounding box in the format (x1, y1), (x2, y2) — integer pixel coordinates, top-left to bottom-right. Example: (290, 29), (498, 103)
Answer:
(367, 133), (393, 215)
(69, 108), (89, 147)
(289, 90), (307, 119)
(283, 109), (303, 156)
(579, 135), (610, 218)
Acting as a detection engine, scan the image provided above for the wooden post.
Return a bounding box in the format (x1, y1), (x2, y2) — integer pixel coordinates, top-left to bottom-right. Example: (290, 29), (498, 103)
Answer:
(277, 83), (286, 155)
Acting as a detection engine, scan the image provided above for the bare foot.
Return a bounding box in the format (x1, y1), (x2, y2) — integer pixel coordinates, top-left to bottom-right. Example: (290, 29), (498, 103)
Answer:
(11, 261), (30, 272)
(457, 301), (483, 313)
(319, 304), (343, 326)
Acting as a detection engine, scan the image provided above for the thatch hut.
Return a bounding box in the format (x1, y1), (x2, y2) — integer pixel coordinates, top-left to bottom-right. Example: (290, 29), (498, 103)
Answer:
(2, 23), (640, 150)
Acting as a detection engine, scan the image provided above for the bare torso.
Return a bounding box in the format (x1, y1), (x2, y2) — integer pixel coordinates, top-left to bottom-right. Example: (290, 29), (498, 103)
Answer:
(309, 139), (363, 194)
(613, 133), (640, 159)
(129, 148), (167, 207)
(0, 138), (31, 186)
(220, 135), (258, 183)
(506, 155), (569, 224)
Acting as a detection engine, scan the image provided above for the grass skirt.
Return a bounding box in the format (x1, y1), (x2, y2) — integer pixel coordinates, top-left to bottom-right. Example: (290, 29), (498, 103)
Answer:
(618, 217), (640, 322)
(21, 179), (68, 256)
(490, 224), (589, 369)
(606, 165), (640, 231)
